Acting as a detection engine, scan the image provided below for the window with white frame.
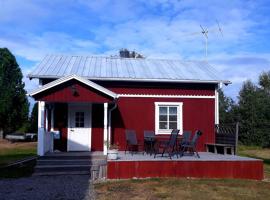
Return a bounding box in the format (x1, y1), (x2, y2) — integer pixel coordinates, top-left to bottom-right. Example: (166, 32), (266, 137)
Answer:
(155, 102), (183, 134)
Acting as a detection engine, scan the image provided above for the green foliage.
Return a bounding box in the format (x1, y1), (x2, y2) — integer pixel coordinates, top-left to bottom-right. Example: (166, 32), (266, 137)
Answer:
(218, 89), (237, 123)
(0, 48), (29, 134)
(28, 102), (38, 133)
(220, 71), (270, 147)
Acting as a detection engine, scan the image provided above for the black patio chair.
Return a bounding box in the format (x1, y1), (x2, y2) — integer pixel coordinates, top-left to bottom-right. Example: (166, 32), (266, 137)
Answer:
(125, 129), (144, 155)
(179, 130), (203, 158)
(144, 130), (155, 155)
(180, 131), (192, 146)
(154, 129), (180, 159)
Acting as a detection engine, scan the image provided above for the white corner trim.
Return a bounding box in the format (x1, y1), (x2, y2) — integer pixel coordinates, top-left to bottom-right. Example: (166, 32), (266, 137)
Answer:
(154, 102), (183, 135)
(215, 88), (219, 124)
(118, 94), (215, 99)
(29, 74), (118, 98)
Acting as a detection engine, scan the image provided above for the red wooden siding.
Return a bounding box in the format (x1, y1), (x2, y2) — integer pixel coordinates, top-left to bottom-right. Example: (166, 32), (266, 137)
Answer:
(111, 98), (215, 151)
(99, 81), (215, 96)
(53, 103), (68, 151)
(107, 160), (264, 180)
(40, 78), (216, 96)
(91, 104), (104, 151)
(34, 80), (114, 103)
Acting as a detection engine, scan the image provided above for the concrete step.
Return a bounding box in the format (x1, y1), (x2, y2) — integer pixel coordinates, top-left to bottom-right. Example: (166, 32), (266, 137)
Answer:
(34, 165), (92, 173)
(33, 171), (91, 176)
(39, 155), (106, 160)
(34, 152), (107, 178)
(37, 159), (107, 165)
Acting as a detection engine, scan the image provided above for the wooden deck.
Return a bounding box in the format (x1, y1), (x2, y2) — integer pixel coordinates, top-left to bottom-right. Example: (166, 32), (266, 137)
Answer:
(107, 152), (263, 180)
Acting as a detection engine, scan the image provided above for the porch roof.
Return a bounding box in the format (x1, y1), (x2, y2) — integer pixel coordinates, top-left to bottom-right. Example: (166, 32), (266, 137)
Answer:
(29, 74), (118, 99)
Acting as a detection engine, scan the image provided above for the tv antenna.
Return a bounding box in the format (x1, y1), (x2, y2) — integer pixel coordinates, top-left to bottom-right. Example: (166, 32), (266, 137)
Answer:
(199, 21), (223, 60)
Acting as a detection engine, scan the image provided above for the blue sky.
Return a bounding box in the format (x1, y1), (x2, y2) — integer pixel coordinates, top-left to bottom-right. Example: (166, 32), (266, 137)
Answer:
(1, 0), (270, 101)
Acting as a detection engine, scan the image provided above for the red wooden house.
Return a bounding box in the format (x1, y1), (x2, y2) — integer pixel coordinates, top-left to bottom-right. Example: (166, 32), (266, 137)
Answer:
(28, 55), (264, 180)
(28, 55), (230, 156)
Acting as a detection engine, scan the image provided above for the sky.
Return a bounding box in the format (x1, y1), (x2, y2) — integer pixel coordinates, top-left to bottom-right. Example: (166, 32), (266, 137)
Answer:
(1, 0), (270, 102)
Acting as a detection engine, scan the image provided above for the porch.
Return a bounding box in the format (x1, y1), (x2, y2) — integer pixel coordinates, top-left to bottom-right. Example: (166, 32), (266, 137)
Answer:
(107, 152), (264, 180)
(32, 75), (118, 156)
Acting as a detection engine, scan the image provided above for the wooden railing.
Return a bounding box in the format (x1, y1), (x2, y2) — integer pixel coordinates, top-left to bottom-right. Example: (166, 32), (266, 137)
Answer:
(215, 123), (239, 154)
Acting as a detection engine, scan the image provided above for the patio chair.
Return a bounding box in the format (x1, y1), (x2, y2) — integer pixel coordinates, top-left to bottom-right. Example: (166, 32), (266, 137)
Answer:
(154, 129), (180, 159)
(179, 130), (203, 158)
(180, 131), (192, 146)
(125, 129), (144, 155)
(144, 130), (155, 155)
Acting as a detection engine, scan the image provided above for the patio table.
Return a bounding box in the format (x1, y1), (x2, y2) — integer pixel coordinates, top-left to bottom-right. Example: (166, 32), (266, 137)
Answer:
(144, 135), (183, 156)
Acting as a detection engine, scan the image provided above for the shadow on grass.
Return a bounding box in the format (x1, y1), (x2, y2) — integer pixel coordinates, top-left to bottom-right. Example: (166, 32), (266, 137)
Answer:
(0, 160), (36, 179)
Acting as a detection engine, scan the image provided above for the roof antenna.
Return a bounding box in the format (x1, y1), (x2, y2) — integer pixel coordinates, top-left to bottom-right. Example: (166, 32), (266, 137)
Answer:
(200, 21), (223, 61)
(200, 25), (209, 60)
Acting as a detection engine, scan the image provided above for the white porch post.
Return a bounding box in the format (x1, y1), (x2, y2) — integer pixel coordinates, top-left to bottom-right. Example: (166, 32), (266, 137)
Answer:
(103, 103), (108, 155)
(50, 107), (54, 152)
(38, 101), (45, 156)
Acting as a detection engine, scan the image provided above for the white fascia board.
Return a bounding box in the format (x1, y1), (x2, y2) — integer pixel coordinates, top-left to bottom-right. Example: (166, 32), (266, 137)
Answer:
(29, 74), (117, 98)
(28, 74), (231, 85)
(118, 94), (215, 99)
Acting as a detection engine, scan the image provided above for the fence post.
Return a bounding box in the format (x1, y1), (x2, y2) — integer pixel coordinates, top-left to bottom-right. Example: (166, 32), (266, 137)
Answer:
(235, 122), (239, 155)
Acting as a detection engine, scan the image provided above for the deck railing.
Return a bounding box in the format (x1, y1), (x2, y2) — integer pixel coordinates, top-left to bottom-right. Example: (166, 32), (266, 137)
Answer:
(215, 123), (239, 154)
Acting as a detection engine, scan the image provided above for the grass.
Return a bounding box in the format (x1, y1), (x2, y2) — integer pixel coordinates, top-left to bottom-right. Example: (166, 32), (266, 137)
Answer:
(238, 145), (270, 179)
(95, 178), (270, 200)
(95, 145), (270, 200)
(0, 139), (37, 178)
(0, 140), (37, 166)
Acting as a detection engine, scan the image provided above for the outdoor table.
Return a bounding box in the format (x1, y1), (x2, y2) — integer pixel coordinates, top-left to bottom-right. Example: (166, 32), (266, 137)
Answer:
(144, 135), (183, 156)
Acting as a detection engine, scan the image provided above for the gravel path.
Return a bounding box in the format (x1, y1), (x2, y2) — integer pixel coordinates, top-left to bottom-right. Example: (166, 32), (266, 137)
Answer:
(0, 175), (95, 200)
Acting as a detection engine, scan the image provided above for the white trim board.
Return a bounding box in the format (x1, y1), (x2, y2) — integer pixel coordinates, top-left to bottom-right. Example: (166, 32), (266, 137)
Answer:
(118, 94), (215, 99)
(29, 74), (118, 98)
(154, 102), (183, 135)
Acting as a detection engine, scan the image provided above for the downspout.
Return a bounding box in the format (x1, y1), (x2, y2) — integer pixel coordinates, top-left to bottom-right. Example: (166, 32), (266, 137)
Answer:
(107, 99), (118, 150)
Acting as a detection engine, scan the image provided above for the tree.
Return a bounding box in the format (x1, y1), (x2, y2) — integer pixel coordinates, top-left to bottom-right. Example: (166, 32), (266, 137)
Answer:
(28, 102), (38, 133)
(119, 49), (144, 58)
(0, 48), (29, 134)
(218, 89), (237, 123)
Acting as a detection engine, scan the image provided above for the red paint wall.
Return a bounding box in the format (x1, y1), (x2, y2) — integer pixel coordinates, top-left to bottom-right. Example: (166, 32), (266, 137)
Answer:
(34, 80), (114, 103)
(91, 104), (104, 151)
(53, 103), (68, 151)
(107, 160), (264, 180)
(112, 98), (215, 151)
(99, 81), (215, 96)
(37, 78), (217, 152)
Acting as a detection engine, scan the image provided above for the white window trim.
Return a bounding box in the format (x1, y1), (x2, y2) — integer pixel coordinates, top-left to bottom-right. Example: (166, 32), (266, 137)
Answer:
(155, 102), (183, 135)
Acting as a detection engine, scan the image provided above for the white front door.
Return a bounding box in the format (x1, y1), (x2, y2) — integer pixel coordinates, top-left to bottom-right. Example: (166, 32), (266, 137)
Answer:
(68, 104), (91, 151)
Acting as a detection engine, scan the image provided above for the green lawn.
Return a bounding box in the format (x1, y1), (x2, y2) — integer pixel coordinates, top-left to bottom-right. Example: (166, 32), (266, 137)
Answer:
(0, 140), (37, 178)
(95, 145), (270, 200)
(0, 141), (37, 166)
(238, 145), (270, 179)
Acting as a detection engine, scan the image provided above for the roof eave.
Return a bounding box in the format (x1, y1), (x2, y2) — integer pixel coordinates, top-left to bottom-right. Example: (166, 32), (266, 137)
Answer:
(28, 75), (231, 85)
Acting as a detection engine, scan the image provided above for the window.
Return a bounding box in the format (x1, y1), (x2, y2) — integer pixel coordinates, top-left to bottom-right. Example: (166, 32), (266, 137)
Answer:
(155, 102), (183, 134)
(75, 112), (84, 127)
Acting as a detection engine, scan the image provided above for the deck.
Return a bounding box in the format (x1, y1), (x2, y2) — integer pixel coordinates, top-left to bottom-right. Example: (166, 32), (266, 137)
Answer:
(107, 152), (263, 180)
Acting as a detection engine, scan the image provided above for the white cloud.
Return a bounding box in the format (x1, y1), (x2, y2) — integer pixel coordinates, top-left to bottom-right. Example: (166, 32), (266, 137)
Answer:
(0, 0), (270, 101)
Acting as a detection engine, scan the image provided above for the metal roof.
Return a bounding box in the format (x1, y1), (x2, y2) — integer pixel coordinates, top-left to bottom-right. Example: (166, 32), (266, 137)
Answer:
(28, 54), (230, 84)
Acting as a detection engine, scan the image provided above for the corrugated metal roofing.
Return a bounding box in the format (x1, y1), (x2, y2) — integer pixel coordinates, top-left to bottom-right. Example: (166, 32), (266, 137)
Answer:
(28, 55), (230, 84)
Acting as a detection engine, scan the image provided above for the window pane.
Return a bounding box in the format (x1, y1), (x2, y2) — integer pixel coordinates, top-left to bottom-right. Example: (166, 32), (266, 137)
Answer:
(80, 122), (84, 127)
(159, 107), (167, 115)
(159, 122), (168, 129)
(159, 115), (167, 121)
(169, 122), (177, 129)
(169, 107), (177, 115)
(169, 115), (177, 121)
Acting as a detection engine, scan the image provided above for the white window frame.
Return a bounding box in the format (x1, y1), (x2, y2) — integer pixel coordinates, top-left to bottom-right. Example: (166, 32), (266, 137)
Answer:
(155, 102), (183, 135)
